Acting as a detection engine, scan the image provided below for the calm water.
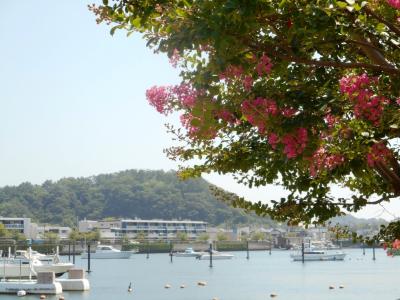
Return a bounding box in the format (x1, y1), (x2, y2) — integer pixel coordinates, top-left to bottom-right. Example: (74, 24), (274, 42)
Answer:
(2, 248), (400, 300)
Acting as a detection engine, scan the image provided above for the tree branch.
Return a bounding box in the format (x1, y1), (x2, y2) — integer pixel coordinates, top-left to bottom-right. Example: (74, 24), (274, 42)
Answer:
(364, 7), (400, 37)
(280, 54), (400, 75)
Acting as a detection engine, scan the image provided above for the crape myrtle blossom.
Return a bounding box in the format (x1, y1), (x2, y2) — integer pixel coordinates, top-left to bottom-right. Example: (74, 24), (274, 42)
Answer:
(241, 97), (278, 134)
(146, 86), (173, 115)
(215, 109), (236, 124)
(256, 54), (273, 77)
(339, 73), (389, 125)
(387, 0), (400, 9)
(385, 239), (400, 256)
(282, 128), (308, 159)
(219, 54), (273, 91)
(309, 147), (345, 177)
(146, 83), (200, 114)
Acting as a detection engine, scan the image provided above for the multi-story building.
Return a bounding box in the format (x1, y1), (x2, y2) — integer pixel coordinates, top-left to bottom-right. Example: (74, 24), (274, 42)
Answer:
(37, 225), (72, 239)
(113, 219), (207, 241)
(79, 219), (121, 240)
(0, 217), (34, 239)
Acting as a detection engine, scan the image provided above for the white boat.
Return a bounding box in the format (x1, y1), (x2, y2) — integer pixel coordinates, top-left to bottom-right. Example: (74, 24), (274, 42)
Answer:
(15, 250), (54, 262)
(290, 249), (346, 261)
(0, 258), (74, 278)
(173, 247), (204, 257)
(198, 250), (234, 260)
(81, 245), (132, 259)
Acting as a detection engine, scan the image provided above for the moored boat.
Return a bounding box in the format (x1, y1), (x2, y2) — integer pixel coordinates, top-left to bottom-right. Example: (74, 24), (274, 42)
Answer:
(173, 247), (204, 257)
(198, 250), (234, 260)
(290, 249), (346, 261)
(81, 245), (132, 259)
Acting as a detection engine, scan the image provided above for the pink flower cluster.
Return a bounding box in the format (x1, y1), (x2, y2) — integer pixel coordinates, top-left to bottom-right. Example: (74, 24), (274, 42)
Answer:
(146, 83), (199, 114)
(339, 74), (388, 125)
(366, 142), (392, 167)
(309, 147), (345, 177)
(256, 54), (273, 77)
(324, 114), (339, 128)
(385, 239), (400, 256)
(281, 107), (297, 118)
(282, 128), (308, 159)
(146, 86), (172, 115)
(241, 97), (278, 134)
(215, 109), (236, 124)
(172, 83), (198, 108)
(339, 73), (372, 95)
(388, 0), (400, 9)
(219, 54), (273, 92)
(268, 132), (279, 149)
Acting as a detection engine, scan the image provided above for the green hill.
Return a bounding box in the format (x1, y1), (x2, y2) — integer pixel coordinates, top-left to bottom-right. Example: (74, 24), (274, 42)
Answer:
(0, 170), (272, 227)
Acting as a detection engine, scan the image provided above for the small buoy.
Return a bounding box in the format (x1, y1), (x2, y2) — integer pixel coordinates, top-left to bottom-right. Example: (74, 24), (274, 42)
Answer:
(180, 284), (185, 289)
(40, 295), (46, 299)
(198, 281), (207, 286)
(59, 296), (65, 300)
(339, 285), (344, 289)
(128, 282), (133, 292)
(165, 284), (171, 289)
(270, 293), (278, 297)
(329, 286), (335, 290)
(17, 290), (26, 297)
(212, 298), (220, 300)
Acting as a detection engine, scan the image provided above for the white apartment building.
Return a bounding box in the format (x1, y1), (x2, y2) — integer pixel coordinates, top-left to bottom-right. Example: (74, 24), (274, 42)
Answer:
(0, 217), (35, 239)
(79, 219), (208, 240)
(79, 219), (122, 240)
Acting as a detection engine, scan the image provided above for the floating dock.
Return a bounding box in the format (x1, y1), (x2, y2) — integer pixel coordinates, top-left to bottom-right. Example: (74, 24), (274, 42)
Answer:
(57, 269), (90, 291)
(0, 272), (62, 295)
(0, 269), (89, 295)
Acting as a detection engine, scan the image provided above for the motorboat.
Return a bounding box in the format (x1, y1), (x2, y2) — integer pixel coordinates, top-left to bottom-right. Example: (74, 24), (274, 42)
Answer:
(81, 245), (132, 259)
(15, 250), (54, 262)
(173, 247), (204, 257)
(290, 249), (346, 261)
(198, 250), (234, 260)
(0, 257), (74, 278)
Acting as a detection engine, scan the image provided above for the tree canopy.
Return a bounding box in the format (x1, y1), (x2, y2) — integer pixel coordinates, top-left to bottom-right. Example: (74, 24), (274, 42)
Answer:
(91, 0), (400, 244)
(0, 170), (270, 227)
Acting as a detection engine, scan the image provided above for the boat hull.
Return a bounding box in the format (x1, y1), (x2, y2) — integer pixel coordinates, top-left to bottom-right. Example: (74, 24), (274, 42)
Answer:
(173, 252), (203, 257)
(291, 253), (346, 261)
(81, 251), (132, 259)
(0, 262), (73, 278)
(198, 254), (234, 260)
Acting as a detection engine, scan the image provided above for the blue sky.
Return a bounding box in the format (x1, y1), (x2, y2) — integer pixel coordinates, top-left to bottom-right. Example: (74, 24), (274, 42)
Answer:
(0, 1), (398, 220)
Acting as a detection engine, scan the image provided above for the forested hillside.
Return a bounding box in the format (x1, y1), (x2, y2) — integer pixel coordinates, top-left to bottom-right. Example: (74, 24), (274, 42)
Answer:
(0, 170), (272, 227)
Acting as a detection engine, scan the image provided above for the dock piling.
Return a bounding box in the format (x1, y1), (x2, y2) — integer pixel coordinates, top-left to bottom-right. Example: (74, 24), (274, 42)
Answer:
(372, 245), (376, 261)
(209, 243), (213, 268)
(246, 240), (250, 260)
(301, 242), (305, 263)
(87, 243), (91, 273)
(72, 242), (76, 264)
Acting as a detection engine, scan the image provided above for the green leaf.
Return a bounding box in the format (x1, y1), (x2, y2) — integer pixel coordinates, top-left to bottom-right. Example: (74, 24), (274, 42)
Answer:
(336, 1), (347, 8)
(376, 23), (386, 33)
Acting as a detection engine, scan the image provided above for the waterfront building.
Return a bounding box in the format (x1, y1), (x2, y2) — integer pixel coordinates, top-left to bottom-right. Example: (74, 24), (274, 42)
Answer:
(37, 225), (72, 239)
(79, 219), (208, 241)
(117, 219), (208, 241)
(0, 217), (35, 239)
(79, 219), (121, 241)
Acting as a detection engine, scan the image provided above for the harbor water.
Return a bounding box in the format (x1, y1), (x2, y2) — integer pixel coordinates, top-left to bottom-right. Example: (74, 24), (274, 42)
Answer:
(2, 248), (400, 300)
